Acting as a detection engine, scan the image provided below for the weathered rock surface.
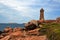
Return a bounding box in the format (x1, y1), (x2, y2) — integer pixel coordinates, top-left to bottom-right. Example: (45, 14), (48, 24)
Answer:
(0, 20), (47, 40)
(0, 35), (47, 40)
(0, 28), (47, 40)
(3, 27), (13, 34)
(13, 27), (22, 32)
(25, 20), (40, 31)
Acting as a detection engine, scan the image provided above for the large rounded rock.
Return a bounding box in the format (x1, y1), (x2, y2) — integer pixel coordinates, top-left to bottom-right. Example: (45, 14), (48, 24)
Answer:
(25, 20), (39, 31)
(25, 20), (38, 27)
(13, 27), (22, 32)
(12, 27), (24, 36)
(4, 27), (12, 33)
(11, 31), (23, 37)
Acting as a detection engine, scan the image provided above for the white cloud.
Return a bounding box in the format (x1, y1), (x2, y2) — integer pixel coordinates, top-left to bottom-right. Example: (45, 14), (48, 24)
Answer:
(53, 0), (60, 3)
(0, 0), (35, 11)
(0, 0), (60, 23)
(0, 0), (37, 19)
(0, 0), (53, 13)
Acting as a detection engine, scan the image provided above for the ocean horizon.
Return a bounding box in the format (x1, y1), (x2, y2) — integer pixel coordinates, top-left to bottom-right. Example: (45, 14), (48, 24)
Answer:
(0, 23), (25, 31)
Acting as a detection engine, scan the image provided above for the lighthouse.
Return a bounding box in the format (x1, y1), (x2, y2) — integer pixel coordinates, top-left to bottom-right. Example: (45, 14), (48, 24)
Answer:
(40, 8), (44, 21)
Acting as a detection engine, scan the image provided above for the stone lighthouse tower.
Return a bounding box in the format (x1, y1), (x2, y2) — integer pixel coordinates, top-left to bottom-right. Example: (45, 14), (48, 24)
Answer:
(40, 8), (44, 21)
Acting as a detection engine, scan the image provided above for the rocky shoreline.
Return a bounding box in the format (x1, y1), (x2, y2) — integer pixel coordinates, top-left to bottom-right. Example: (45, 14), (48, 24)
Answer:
(0, 20), (47, 40)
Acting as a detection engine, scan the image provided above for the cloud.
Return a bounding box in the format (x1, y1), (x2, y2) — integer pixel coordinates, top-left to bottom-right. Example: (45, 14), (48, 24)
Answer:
(0, 0), (60, 23)
(0, 0), (36, 18)
(0, 3), (36, 23)
(0, 0), (35, 10)
(0, 0), (53, 13)
(53, 0), (60, 3)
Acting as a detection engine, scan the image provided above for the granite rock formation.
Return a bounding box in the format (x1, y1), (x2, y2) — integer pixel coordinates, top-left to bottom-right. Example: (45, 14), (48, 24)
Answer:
(0, 24), (47, 40)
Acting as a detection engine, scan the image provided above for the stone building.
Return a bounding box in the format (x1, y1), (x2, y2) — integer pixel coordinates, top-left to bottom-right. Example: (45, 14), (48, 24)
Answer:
(38, 8), (60, 23)
(56, 17), (60, 22)
(40, 8), (44, 21)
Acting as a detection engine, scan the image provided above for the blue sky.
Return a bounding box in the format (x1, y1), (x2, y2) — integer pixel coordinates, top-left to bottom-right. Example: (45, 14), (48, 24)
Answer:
(0, 0), (60, 23)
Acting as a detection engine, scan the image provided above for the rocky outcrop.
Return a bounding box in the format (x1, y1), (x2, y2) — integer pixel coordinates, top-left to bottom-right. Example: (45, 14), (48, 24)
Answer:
(25, 20), (40, 31)
(13, 27), (22, 32)
(0, 27), (47, 40)
(25, 20), (38, 27)
(0, 34), (47, 40)
(0, 31), (3, 34)
(3, 27), (13, 34)
(26, 28), (40, 36)
(0, 20), (48, 40)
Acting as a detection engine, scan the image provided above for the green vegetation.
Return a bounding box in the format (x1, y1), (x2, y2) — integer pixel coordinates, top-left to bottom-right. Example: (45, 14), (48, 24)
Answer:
(39, 23), (60, 40)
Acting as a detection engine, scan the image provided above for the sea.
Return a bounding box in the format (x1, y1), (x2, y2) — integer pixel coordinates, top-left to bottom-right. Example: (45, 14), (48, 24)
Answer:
(0, 23), (25, 31)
